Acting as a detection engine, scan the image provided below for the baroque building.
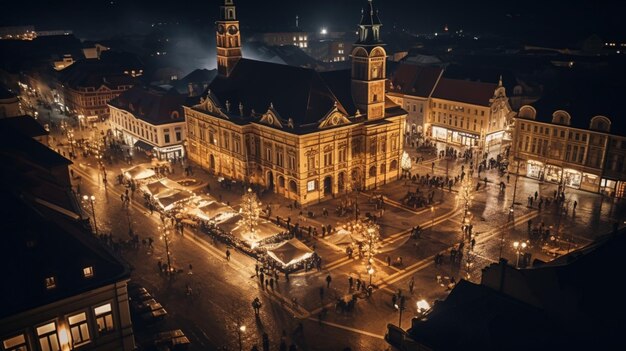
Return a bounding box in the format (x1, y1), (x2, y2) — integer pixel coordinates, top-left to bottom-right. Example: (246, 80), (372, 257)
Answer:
(184, 0), (406, 205)
(512, 87), (626, 198)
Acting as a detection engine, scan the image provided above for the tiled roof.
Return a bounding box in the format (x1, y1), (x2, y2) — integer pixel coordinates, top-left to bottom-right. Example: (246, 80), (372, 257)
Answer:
(0, 115), (48, 138)
(207, 59), (348, 128)
(109, 85), (187, 125)
(432, 78), (497, 106)
(0, 190), (129, 318)
(388, 63), (443, 98)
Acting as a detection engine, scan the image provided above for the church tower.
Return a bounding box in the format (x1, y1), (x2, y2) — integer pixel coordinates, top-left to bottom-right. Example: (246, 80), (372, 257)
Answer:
(351, 0), (386, 120)
(216, 0), (242, 77)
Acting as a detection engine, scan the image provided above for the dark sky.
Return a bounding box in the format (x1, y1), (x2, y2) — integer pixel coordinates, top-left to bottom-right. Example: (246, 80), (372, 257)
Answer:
(1, 0), (623, 41)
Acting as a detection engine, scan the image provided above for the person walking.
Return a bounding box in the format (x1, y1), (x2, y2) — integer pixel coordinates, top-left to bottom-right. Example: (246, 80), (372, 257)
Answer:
(226, 249), (231, 261)
(252, 297), (262, 316)
(408, 276), (415, 294)
(573, 200), (578, 211)
(348, 276), (354, 290)
(325, 274), (332, 288)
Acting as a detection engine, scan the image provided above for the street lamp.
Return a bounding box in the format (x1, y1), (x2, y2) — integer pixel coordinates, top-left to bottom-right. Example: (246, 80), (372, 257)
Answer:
(416, 299), (431, 314)
(82, 195), (98, 235)
(237, 324), (246, 351)
(394, 295), (406, 328)
(513, 241), (527, 268)
(160, 226), (173, 275)
(430, 205), (435, 235)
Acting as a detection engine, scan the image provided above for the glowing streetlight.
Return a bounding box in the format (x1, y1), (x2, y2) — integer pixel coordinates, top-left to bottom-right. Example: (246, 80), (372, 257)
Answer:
(513, 241), (527, 268)
(416, 299), (431, 313)
(160, 226), (173, 276)
(320, 28), (327, 35)
(237, 323), (246, 351)
(82, 195), (98, 235)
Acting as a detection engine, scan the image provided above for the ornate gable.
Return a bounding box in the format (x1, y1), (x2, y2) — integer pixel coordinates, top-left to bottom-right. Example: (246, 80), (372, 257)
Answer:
(258, 104), (284, 128)
(318, 105), (351, 129)
(193, 90), (229, 119)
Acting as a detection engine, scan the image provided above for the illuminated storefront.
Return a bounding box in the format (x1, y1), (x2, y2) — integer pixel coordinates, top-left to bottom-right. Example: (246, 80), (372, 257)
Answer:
(544, 164), (562, 183)
(526, 160), (543, 179)
(432, 126), (478, 147)
(562, 168), (582, 189)
(581, 172), (600, 192)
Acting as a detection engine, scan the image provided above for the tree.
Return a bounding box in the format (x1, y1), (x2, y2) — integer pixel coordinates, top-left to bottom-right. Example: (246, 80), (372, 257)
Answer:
(240, 188), (262, 237)
(345, 218), (380, 261)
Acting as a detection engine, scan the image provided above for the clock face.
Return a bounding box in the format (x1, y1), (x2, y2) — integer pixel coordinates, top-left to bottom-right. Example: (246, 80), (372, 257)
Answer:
(217, 24), (225, 34)
(228, 25), (239, 35)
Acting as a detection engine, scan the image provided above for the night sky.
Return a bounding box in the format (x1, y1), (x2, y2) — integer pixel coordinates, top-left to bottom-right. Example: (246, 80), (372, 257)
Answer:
(1, 0), (623, 41)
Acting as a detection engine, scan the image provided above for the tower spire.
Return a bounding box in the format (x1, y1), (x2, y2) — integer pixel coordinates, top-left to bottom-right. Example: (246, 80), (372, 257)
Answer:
(216, 0), (242, 77)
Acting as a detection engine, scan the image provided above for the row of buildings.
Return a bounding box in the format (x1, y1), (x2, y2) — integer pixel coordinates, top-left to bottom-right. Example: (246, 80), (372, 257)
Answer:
(101, 0), (626, 203)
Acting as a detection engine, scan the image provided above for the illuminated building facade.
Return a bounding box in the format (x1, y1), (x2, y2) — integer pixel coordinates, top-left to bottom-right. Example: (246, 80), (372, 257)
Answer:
(513, 102), (626, 198)
(109, 85), (188, 160)
(425, 77), (514, 155)
(184, 0), (406, 205)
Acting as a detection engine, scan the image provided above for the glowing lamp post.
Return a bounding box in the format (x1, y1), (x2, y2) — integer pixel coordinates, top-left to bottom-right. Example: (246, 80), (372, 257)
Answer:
(237, 324), (246, 351)
(82, 195), (98, 235)
(160, 226), (173, 275)
(416, 299), (431, 314)
(513, 241), (527, 268)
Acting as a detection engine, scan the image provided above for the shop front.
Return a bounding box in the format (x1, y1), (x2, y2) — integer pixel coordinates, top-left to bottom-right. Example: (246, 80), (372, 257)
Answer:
(154, 144), (185, 160)
(600, 178), (617, 197)
(526, 160), (543, 179)
(580, 172), (600, 192)
(431, 126), (478, 147)
(562, 168), (582, 189)
(544, 164), (562, 184)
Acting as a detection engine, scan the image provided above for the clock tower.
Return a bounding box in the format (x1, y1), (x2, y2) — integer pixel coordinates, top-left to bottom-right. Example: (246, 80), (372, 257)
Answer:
(351, 0), (386, 120)
(216, 0), (242, 77)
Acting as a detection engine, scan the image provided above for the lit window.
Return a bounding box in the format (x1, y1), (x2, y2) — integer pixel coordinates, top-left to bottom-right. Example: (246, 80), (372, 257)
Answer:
(37, 322), (60, 351)
(94, 304), (115, 333)
(307, 180), (316, 192)
(45, 276), (56, 290)
(83, 266), (93, 278)
(3, 334), (28, 351)
(68, 312), (91, 347)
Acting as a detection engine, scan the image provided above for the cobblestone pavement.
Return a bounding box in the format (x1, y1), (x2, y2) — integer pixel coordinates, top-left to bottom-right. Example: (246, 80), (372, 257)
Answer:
(49, 118), (626, 351)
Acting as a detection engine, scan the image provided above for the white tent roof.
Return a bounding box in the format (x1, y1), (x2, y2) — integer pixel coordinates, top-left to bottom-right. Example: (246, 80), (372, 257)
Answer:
(328, 230), (355, 245)
(230, 220), (284, 248)
(267, 239), (313, 267)
(122, 165), (156, 180)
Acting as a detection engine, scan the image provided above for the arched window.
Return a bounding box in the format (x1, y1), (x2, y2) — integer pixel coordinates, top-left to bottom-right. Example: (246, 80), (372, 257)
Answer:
(289, 180), (297, 194)
(552, 111), (571, 125)
(369, 165), (377, 178)
(518, 106), (536, 120)
(170, 111), (180, 119)
(390, 159), (398, 170)
(590, 116), (611, 132)
(380, 163), (386, 174)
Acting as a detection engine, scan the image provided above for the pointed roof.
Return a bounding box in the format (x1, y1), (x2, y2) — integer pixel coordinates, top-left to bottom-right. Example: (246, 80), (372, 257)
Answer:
(360, 0), (382, 26)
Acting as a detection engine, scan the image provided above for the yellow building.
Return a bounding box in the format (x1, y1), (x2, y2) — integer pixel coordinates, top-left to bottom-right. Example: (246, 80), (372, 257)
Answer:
(184, 0), (406, 205)
(426, 77), (514, 155)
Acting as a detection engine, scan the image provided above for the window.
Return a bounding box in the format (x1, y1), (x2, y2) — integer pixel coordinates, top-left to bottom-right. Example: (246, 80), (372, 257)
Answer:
(94, 303), (114, 333)
(45, 276), (56, 290)
(307, 180), (316, 192)
(276, 149), (284, 167)
(83, 266), (93, 278)
(265, 148), (272, 162)
(324, 152), (332, 166)
(37, 322), (60, 351)
(3, 334), (28, 351)
(175, 128), (182, 142)
(223, 132), (229, 150)
(288, 154), (296, 170)
(164, 133), (170, 143)
(338, 148), (347, 163)
(68, 312), (91, 346)
(307, 155), (315, 171)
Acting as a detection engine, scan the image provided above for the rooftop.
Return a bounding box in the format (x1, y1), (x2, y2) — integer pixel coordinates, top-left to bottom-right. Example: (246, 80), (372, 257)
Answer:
(109, 85), (189, 125)
(432, 78), (497, 106)
(0, 115), (48, 138)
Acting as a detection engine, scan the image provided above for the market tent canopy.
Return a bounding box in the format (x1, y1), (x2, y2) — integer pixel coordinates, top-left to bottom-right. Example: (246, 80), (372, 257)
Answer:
(198, 201), (233, 219)
(217, 214), (243, 233)
(328, 229), (355, 245)
(155, 189), (195, 210)
(122, 164), (156, 180)
(231, 220), (284, 247)
(267, 239), (313, 267)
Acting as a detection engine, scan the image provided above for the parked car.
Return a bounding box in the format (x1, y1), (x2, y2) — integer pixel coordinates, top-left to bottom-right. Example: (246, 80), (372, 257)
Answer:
(132, 298), (163, 314)
(140, 307), (167, 323)
(153, 330), (190, 350)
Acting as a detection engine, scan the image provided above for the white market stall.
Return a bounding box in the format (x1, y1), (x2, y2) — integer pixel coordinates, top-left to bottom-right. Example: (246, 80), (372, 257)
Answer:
(230, 220), (285, 249)
(266, 239), (314, 267)
(122, 164), (156, 181)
